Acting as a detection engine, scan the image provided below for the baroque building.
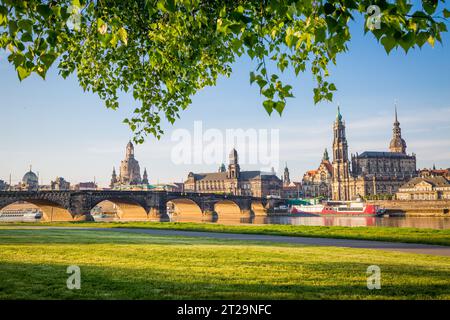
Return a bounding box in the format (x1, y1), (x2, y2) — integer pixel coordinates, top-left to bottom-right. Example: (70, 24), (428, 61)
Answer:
(111, 141), (149, 189)
(331, 107), (417, 200)
(302, 149), (333, 198)
(17, 167), (39, 191)
(184, 148), (282, 197)
(50, 177), (70, 190)
(396, 176), (450, 200)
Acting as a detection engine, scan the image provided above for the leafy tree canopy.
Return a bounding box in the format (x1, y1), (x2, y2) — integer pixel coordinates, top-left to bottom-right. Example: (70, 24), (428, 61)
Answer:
(0, 0), (448, 142)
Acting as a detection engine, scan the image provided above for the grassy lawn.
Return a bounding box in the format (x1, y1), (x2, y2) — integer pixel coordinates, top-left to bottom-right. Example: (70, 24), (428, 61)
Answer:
(1, 221), (450, 246)
(0, 228), (449, 299)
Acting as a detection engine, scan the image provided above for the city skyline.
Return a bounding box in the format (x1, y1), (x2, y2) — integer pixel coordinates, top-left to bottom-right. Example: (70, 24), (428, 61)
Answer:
(1, 15), (449, 187)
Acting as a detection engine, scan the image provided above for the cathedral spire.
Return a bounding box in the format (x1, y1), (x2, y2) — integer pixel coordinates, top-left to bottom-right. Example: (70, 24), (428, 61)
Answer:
(142, 168), (149, 184)
(323, 148), (329, 161)
(336, 104), (342, 122)
(283, 163), (290, 186)
(110, 166), (118, 188)
(389, 105), (407, 154)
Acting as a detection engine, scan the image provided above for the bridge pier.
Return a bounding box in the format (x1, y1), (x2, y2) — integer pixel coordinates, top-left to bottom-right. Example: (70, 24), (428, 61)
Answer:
(200, 201), (218, 219)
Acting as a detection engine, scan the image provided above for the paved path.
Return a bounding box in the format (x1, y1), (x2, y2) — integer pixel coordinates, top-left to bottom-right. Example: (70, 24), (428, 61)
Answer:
(3, 226), (450, 256)
(97, 228), (450, 256)
(7, 226), (450, 257)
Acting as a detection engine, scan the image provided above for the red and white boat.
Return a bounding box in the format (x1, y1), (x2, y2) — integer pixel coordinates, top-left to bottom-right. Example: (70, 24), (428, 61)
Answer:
(290, 200), (384, 216)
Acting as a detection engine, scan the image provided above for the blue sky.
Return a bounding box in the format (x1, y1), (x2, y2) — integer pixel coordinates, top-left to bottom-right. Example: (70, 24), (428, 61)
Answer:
(1, 13), (449, 187)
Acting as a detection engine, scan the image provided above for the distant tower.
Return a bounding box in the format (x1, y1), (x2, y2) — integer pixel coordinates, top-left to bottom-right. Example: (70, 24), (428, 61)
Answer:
(283, 163), (290, 186)
(218, 163), (226, 172)
(332, 106), (351, 201)
(227, 148), (240, 179)
(323, 148), (329, 161)
(119, 141), (142, 185)
(142, 168), (149, 184)
(389, 106), (407, 154)
(110, 167), (118, 188)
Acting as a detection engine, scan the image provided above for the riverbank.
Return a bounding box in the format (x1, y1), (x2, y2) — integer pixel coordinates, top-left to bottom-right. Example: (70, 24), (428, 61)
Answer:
(1, 221), (450, 246)
(367, 200), (450, 216)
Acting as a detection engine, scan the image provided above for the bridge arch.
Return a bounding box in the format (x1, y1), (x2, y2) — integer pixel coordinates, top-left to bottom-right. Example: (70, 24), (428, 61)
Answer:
(90, 199), (148, 220)
(214, 200), (242, 216)
(0, 199), (73, 222)
(166, 198), (204, 221)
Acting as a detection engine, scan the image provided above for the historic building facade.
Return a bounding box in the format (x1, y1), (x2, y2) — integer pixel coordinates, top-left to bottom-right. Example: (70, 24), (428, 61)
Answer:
(184, 148), (283, 197)
(50, 177), (70, 190)
(0, 180), (9, 191)
(396, 176), (450, 200)
(302, 149), (333, 199)
(110, 141), (150, 190)
(331, 107), (417, 200)
(419, 167), (450, 180)
(15, 167), (39, 191)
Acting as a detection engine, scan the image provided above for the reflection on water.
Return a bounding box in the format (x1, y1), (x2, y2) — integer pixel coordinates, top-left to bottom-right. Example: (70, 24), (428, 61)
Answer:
(2, 213), (450, 230)
(168, 214), (450, 230)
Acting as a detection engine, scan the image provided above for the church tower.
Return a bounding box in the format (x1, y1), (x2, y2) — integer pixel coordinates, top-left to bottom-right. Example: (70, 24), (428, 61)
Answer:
(142, 168), (149, 185)
(323, 148), (329, 161)
(227, 148), (240, 179)
(283, 163), (290, 186)
(110, 167), (118, 188)
(389, 106), (407, 154)
(119, 141), (142, 185)
(332, 106), (351, 201)
(218, 163), (226, 172)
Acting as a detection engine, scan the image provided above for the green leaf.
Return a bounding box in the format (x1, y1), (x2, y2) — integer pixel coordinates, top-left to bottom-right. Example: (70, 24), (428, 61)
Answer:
(17, 66), (31, 81)
(274, 101), (285, 115)
(117, 27), (128, 45)
(40, 53), (57, 68)
(249, 71), (256, 84)
(443, 9), (450, 18)
(263, 100), (274, 115)
(422, 0), (438, 15)
(18, 19), (33, 34)
(21, 32), (33, 42)
(381, 36), (396, 54)
(37, 5), (52, 19)
(0, 6), (7, 25)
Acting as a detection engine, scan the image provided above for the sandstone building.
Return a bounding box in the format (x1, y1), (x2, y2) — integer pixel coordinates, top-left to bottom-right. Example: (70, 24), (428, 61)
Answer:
(184, 148), (282, 197)
(110, 141), (150, 189)
(396, 176), (450, 200)
(332, 107), (417, 200)
(302, 149), (333, 199)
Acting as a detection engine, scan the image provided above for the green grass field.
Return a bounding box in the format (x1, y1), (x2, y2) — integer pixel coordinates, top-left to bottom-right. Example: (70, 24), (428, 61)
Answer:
(2, 221), (450, 246)
(0, 228), (449, 299)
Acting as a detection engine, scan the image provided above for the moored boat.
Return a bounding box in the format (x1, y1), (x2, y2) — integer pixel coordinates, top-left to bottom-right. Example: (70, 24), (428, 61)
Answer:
(290, 200), (384, 216)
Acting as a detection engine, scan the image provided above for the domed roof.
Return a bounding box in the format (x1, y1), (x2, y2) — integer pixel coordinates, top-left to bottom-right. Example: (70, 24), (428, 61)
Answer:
(389, 136), (407, 153)
(22, 170), (38, 185)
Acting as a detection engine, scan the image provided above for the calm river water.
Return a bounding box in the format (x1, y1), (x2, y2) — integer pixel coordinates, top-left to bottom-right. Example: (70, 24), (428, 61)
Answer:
(2, 214), (450, 230)
(162, 214), (450, 229)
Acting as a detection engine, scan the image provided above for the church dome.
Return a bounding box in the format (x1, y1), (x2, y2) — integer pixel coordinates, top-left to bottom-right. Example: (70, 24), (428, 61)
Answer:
(22, 170), (38, 185)
(389, 136), (406, 152)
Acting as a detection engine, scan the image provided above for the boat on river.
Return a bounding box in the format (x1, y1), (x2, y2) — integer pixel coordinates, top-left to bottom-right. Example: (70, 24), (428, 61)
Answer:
(290, 200), (384, 216)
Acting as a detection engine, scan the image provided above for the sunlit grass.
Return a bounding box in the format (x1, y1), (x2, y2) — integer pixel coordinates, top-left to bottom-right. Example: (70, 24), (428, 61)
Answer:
(1, 221), (450, 246)
(0, 228), (449, 299)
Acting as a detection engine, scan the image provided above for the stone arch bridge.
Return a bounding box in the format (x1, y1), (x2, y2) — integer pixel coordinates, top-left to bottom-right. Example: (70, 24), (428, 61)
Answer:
(0, 191), (288, 221)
